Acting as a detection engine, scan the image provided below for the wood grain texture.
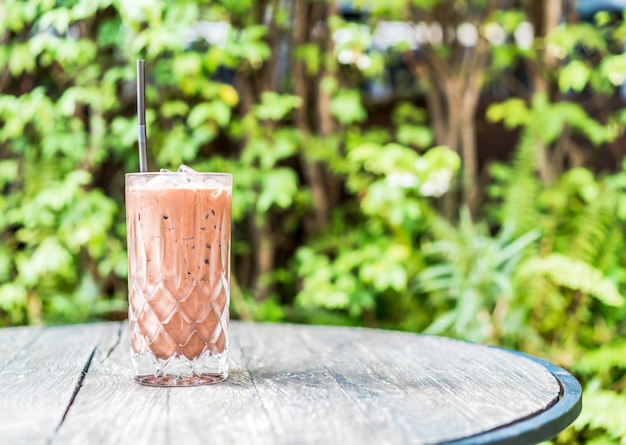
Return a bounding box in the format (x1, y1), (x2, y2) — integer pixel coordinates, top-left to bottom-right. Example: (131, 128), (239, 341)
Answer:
(52, 322), (170, 445)
(0, 322), (565, 445)
(297, 325), (560, 444)
(0, 325), (41, 371)
(0, 324), (112, 445)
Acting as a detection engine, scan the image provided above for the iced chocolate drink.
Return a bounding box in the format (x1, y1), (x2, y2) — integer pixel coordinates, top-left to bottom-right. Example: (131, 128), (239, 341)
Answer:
(125, 171), (232, 386)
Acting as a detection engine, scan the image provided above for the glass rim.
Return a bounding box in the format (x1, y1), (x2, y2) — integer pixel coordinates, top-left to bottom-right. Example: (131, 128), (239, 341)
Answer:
(125, 171), (232, 177)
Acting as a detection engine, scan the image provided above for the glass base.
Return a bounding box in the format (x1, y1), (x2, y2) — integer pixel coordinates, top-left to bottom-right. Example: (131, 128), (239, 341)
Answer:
(131, 348), (228, 387)
(135, 372), (226, 387)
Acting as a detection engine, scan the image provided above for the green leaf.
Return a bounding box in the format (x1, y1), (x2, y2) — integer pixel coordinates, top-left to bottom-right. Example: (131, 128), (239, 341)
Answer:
(421, 146), (461, 172)
(0, 247), (12, 282)
(295, 43), (320, 75)
(157, 125), (200, 166)
(424, 311), (457, 335)
(257, 168), (299, 212)
(38, 7), (71, 34)
(519, 254), (625, 307)
(488, 9), (526, 34)
(162, 100), (189, 118)
(58, 190), (117, 256)
(16, 237), (75, 286)
(330, 89), (366, 125)
(0, 160), (19, 189)
(495, 229), (541, 266)
(242, 24), (267, 41)
(559, 60), (590, 93)
(599, 55), (626, 87)
(396, 125), (433, 148)
(188, 101), (231, 128)
(486, 98), (529, 128)
(9, 43), (35, 76)
(594, 11), (612, 27)
(573, 390), (626, 441)
(254, 92), (302, 121)
(173, 52), (203, 79)
(392, 101), (428, 126)
(0, 283), (27, 320)
(575, 341), (626, 375)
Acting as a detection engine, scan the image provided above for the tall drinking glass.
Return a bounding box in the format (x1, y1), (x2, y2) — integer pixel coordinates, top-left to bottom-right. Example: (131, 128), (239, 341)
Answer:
(125, 172), (232, 386)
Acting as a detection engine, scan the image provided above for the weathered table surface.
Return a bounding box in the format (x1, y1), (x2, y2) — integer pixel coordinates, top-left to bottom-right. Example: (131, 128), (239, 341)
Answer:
(0, 321), (581, 445)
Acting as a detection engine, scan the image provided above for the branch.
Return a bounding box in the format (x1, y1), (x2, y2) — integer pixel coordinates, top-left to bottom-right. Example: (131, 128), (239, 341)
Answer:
(423, 43), (453, 85)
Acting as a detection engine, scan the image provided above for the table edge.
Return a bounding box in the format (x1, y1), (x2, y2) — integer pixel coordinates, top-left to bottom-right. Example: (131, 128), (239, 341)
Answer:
(441, 348), (582, 445)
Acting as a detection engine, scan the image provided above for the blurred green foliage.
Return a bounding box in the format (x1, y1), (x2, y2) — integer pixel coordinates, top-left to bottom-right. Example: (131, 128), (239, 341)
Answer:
(2, 0), (626, 443)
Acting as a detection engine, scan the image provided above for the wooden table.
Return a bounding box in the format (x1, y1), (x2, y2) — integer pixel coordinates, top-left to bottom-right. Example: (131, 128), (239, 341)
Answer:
(0, 322), (581, 445)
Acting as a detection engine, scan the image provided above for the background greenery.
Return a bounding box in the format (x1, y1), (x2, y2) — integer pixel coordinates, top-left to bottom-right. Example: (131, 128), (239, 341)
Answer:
(1, 0), (626, 442)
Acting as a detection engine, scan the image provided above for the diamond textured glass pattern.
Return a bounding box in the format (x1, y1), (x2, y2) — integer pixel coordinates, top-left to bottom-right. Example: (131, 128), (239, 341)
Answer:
(126, 172), (231, 386)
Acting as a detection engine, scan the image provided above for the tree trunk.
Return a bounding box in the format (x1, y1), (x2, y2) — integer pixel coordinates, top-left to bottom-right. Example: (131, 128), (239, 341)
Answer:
(251, 214), (275, 301)
(426, 87), (447, 146)
(529, 0), (563, 95)
(529, 0), (564, 183)
(443, 78), (462, 155)
(292, 0), (335, 236)
(460, 102), (478, 210)
(418, 0), (499, 213)
(238, 0), (283, 301)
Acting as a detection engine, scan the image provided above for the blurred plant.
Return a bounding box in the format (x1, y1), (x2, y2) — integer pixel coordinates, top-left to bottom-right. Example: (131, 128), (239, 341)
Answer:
(294, 101), (460, 326)
(350, 0), (508, 211)
(0, 0), (301, 324)
(568, 340), (626, 444)
(416, 210), (540, 342)
(0, 0), (457, 326)
(486, 126), (626, 445)
(482, 10), (626, 440)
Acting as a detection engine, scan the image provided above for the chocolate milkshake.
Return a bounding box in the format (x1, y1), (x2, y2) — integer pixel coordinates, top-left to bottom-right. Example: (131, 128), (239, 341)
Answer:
(125, 172), (232, 386)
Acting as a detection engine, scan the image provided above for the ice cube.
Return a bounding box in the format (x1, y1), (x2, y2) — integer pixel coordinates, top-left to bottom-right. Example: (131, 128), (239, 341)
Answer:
(144, 173), (178, 189)
(177, 164), (197, 173)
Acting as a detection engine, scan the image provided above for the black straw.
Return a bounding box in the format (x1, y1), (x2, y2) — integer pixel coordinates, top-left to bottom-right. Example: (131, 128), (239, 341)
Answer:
(136, 60), (148, 172)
